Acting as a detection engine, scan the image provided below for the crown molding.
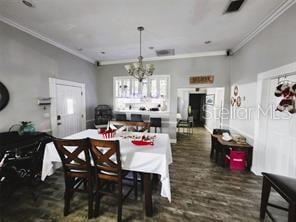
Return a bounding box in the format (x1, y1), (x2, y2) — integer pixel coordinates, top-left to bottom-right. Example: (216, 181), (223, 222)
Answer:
(0, 15), (95, 64)
(232, 0), (296, 53)
(100, 50), (227, 65)
(3, 0), (293, 64)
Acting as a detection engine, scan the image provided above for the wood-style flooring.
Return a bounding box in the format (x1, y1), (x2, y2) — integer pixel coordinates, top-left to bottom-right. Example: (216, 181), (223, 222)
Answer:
(0, 128), (288, 221)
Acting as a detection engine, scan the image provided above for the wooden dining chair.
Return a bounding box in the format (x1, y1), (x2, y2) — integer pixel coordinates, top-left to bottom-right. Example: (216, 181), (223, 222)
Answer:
(260, 172), (296, 222)
(89, 139), (137, 222)
(133, 121), (150, 132)
(53, 138), (93, 219)
(115, 114), (127, 121)
(109, 120), (150, 132)
(150, 117), (162, 133)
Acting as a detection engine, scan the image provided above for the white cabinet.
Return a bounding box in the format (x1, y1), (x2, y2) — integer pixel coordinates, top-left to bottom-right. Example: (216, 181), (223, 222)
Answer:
(149, 76), (169, 99)
(114, 77), (131, 98)
(130, 78), (148, 98)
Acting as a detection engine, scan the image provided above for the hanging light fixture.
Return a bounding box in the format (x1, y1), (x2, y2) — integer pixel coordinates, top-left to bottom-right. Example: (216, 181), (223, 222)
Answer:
(125, 26), (155, 82)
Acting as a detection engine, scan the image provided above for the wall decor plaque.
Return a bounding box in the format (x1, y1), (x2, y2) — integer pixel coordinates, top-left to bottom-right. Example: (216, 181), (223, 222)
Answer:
(189, 75), (214, 84)
(0, 82), (9, 111)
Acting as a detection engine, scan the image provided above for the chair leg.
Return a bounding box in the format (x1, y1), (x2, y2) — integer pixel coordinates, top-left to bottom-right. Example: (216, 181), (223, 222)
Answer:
(88, 183), (93, 219)
(260, 177), (271, 220)
(117, 183), (123, 222)
(64, 190), (71, 216)
(94, 180), (101, 218)
(288, 203), (296, 222)
(215, 149), (220, 163)
(94, 190), (100, 217)
(133, 172), (138, 200)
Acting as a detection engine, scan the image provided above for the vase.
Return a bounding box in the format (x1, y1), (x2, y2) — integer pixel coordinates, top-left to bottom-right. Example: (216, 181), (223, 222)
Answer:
(19, 121), (36, 134)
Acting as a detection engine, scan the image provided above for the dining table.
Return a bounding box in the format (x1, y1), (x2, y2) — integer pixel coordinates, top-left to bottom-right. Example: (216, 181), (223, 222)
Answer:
(41, 129), (173, 217)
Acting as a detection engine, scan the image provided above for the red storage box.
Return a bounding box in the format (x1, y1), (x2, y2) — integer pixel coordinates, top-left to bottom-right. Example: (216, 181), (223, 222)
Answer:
(226, 150), (247, 171)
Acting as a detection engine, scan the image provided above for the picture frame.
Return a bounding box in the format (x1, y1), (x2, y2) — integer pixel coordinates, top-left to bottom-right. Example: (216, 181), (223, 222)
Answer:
(206, 94), (215, 105)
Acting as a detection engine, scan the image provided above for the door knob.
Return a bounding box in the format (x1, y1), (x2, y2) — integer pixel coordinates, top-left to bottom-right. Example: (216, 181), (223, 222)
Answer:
(57, 122), (62, 126)
(57, 115), (61, 120)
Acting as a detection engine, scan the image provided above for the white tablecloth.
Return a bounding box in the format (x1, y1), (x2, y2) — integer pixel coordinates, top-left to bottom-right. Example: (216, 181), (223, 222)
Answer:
(41, 129), (173, 202)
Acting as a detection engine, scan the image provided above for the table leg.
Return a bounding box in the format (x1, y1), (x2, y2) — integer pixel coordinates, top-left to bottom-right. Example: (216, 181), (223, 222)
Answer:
(247, 148), (253, 171)
(143, 173), (153, 217)
(221, 146), (227, 167)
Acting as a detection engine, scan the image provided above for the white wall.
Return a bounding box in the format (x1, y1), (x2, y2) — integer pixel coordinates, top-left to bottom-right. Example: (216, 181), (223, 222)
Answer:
(229, 82), (257, 144)
(0, 21), (98, 132)
(229, 4), (296, 143)
(229, 4), (296, 176)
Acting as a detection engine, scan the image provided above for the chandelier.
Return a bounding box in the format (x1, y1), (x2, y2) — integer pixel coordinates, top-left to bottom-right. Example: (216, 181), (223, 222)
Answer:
(125, 26), (155, 82)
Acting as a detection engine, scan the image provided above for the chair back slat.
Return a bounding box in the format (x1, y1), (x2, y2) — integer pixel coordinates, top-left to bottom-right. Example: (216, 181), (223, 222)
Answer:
(115, 114), (127, 121)
(53, 138), (92, 175)
(89, 139), (122, 182)
(131, 114), (143, 122)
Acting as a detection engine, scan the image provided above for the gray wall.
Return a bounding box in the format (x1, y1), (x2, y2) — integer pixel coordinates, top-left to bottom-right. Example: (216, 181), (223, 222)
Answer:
(231, 4), (296, 84)
(230, 4), (296, 140)
(0, 21), (98, 132)
(97, 56), (231, 140)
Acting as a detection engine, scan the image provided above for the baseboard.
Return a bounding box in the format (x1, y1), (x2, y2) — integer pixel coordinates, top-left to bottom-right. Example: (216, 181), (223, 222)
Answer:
(204, 125), (212, 133)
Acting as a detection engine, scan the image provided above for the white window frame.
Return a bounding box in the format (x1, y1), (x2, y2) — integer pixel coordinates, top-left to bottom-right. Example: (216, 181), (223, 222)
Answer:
(113, 75), (171, 111)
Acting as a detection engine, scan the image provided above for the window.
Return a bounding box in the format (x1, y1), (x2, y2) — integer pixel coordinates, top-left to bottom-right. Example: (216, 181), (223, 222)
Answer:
(141, 79), (148, 98)
(150, 79), (158, 98)
(159, 78), (167, 98)
(66, 98), (74, 114)
(113, 75), (170, 111)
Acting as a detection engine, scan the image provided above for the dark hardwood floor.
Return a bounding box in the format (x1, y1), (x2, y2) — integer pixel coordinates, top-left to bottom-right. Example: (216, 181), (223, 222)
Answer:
(0, 128), (287, 221)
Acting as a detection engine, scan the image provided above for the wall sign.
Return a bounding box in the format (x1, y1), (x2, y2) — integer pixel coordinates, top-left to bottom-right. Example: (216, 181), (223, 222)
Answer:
(189, 75), (214, 84)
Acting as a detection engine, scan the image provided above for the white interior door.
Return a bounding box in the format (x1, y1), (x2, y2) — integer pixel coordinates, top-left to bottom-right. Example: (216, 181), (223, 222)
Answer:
(50, 78), (86, 138)
(253, 72), (296, 177)
(56, 84), (83, 137)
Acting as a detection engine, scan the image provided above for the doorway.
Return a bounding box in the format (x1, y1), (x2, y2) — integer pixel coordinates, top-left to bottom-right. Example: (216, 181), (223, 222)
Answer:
(177, 87), (225, 135)
(189, 93), (206, 127)
(49, 78), (86, 137)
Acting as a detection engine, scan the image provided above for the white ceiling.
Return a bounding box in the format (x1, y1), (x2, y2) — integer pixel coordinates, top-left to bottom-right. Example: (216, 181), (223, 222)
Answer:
(0, 0), (289, 63)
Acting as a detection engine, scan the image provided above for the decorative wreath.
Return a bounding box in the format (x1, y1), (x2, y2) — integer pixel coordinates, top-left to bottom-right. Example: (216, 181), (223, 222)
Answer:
(0, 82), (9, 111)
(274, 82), (296, 113)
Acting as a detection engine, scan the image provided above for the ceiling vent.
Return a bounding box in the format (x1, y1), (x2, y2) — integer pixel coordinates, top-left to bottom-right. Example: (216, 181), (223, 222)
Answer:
(156, 49), (175, 57)
(224, 0), (245, 14)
